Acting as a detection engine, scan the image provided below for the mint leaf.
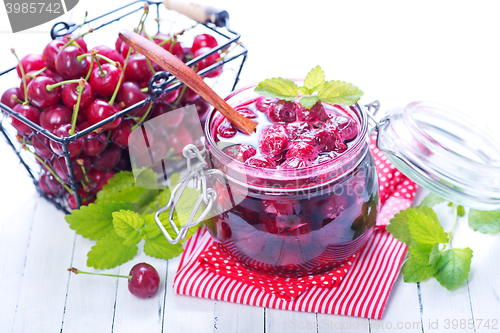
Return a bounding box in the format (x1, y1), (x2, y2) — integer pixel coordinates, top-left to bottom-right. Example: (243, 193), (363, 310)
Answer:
(387, 208), (417, 246)
(299, 96), (320, 109)
(144, 234), (183, 260)
(158, 187), (172, 208)
(420, 192), (446, 208)
(429, 243), (441, 265)
(457, 205), (465, 217)
(298, 86), (311, 96)
(87, 231), (138, 269)
(112, 210), (145, 246)
(317, 80), (363, 106)
(96, 171), (158, 209)
(254, 78), (299, 101)
(303, 65), (325, 93)
(403, 244), (442, 282)
(434, 248), (473, 290)
(407, 209), (448, 245)
(468, 209), (500, 233)
(141, 214), (163, 239)
(65, 202), (134, 240)
(416, 206), (439, 224)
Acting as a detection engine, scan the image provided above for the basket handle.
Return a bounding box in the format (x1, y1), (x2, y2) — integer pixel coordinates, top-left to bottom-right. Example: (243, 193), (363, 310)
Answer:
(163, 0), (229, 27)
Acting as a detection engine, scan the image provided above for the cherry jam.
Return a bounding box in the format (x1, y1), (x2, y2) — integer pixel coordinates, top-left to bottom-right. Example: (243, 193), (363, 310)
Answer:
(204, 86), (378, 278)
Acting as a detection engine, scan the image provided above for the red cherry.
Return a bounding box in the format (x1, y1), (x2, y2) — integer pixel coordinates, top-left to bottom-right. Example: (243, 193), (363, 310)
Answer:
(314, 127), (347, 153)
(44, 69), (64, 82)
(91, 45), (124, 67)
(68, 188), (95, 210)
(87, 98), (122, 130)
(127, 263), (160, 298)
(193, 97), (210, 124)
(115, 36), (123, 53)
(313, 152), (336, 165)
(158, 85), (180, 104)
(255, 97), (277, 113)
(89, 63), (123, 97)
(116, 81), (149, 117)
(62, 34), (88, 53)
(191, 34), (218, 53)
(50, 124), (84, 158)
(61, 81), (95, 110)
(153, 34), (184, 59)
(55, 46), (89, 79)
(12, 104), (40, 135)
(124, 54), (153, 83)
(245, 155), (277, 169)
(223, 144), (257, 163)
(42, 39), (65, 71)
(259, 124), (289, 157)
(27, 76), (61, 108)
(1, 87), (22, 109)
(285, 141), (318, 161)
(53, 156), (84, 182)
(267, 100), (297, 123)
(217, 119), (236, 138)
(297, 101), (328, 124)
(181, 87), (199, 103)
(82, 131), (107, 156)
(85, 169), (114, 191)
(193, 47), (222, 78)
(40, 105), (72, 131)
(285, 121), (313, 141)
(19, 70), (48, 99)
(16, 54), (45, 78)
(94, 145), (121, 169)
(39, 172), (62, 197)
(236, 107), (257, 119)
(281, 157), (311, 169)
(32, 134), (53, 159)
(110, 120), (134, 147)
(327, 115), (359, 142)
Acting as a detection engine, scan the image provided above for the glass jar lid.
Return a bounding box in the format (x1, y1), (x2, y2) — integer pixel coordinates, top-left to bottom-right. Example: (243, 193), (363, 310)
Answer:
(375, 101), (500, 210)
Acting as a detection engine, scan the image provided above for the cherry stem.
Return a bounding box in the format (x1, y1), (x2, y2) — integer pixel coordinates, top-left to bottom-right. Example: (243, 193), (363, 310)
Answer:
(68, 267), (132, 280)
(61, 28), (94, 50)
(145, 57), (156, 74)
(84, 52), (97, 81)
(132, 101), (153, 129)
(46, 79), (80, 92)
(95, 58), (106, 77)
(142, 25), (155, 42)
(140, 87), (148, 93)
(173, 85), (187, 105)
(77, 159), (90, 184)
(157, 24), (196, 46)
(69, 79), (85, 135)
(76, 53), (119, 68)
(108, 47), (132, 106)
(11, 49), (28, 103)
(26, 67), (47, 80)
(11, 94), (24, 104)
(22, 144), (73, 195)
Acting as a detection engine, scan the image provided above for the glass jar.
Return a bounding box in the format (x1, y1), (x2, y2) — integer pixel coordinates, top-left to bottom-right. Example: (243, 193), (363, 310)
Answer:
(202, 84), (378, 277)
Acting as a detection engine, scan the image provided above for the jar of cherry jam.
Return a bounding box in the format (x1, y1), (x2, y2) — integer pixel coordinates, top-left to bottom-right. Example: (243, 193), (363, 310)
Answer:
(201, 83), (378, 277)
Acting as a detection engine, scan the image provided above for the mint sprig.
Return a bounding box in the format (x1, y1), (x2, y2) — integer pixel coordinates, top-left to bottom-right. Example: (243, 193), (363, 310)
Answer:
(254, 65), (364, 109)
(65, 171), (201, 269)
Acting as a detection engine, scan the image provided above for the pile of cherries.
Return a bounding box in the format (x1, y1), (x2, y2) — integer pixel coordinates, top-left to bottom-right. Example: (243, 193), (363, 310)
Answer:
(216, 97), (360, 170)
(1, 29), (224, 209)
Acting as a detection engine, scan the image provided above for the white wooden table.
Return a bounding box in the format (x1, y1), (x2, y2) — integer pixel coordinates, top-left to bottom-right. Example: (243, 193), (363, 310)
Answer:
(1, 1), (500, 332)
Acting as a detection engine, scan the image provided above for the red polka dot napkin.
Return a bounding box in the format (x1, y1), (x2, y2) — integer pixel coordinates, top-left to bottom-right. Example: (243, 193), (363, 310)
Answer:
(173, 136), (418, 319)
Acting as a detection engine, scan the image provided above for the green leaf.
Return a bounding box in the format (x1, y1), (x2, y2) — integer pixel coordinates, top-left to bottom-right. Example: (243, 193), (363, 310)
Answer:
(112, 210), (145, 245)
(96, 171), (158, 209)
(299, 96), (320, 109)
(468, 209), (500, 233)
(158, 187), (172, 208)
(434, 248), (473, 290)
(317, 80), (363, 106)
(429, 243), (441, 265)
(144, 234), (183, 260)
(254, 78), (299, 101)
(457, 205), (465, 217)
(420, 192), (446, 208)
(65, 202), (134, 240)
(170, 173), (180, 186)
(303, 65), (325, 92)
(403, 244), (442, 283)
(415, 206), (439, 224)
(298, 86), (312, 96)
(386, 208), (417, 246)
(407, 209), (448, 245)
(141, 214), (163, 239)
(87, 231), (138, 269)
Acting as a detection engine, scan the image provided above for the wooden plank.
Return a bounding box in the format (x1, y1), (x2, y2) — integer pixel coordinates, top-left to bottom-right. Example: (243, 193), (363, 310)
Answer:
(214, 300), (265, 333)
(10, 199), (76, 333)
(266, 308), (318, 333)
(112, 251), (169, 333)
(0, 195), (37, 332)
(317, 314), (369, 333)
(162, 256), (216, 333)
(370, 276), (422, 333)
(60, 236), (119, 333)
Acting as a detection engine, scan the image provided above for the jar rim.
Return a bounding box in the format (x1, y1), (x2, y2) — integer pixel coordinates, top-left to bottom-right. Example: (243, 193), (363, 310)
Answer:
(204, 82), (370, 190)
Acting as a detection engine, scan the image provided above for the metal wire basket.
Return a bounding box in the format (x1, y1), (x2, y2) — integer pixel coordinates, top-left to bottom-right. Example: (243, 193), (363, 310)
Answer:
(0, 0), (247, 213)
